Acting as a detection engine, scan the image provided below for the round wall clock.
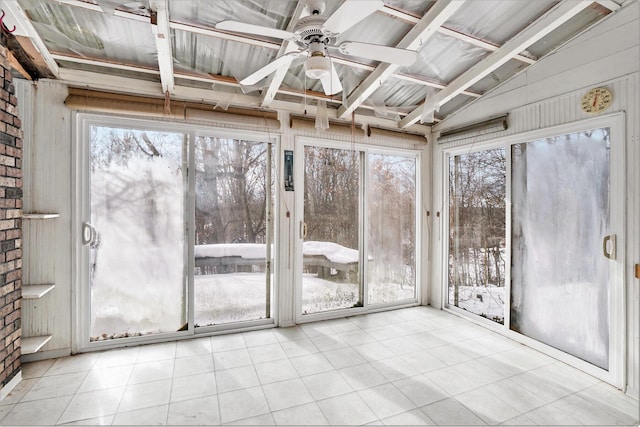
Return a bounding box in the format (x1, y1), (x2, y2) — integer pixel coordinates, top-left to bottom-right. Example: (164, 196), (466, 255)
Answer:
(581, 87), (612, 113)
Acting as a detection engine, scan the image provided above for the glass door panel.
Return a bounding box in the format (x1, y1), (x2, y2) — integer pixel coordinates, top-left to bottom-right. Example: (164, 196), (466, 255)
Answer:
(448, 148), (507, 323)
(89, 126), (187, 341)
(511, 128), (610, 369)
(302, 146), (361, 314)
(368, 154), (417, 304)
(194, 136), (272, 326)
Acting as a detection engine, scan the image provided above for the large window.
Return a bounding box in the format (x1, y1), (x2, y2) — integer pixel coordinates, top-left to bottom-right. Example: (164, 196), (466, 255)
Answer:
(88, 126), (188, 340)
(301, 146), (361, 314)
(448, 148), (506, 324)
(194, 136), (273, 326)
(368, 154), (417, 305)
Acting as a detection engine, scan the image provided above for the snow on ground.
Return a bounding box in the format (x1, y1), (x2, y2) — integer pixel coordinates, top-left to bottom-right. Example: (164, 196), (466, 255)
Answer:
(192, 273), (415, 325)
(449, 285), (505, 323)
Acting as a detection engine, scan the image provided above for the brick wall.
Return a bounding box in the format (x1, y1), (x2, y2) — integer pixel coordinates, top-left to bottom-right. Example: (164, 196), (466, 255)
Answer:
(0, 46), (22, 393)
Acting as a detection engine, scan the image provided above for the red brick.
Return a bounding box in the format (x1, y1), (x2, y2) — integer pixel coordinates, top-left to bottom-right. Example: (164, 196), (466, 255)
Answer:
(5, 249), (19, 261)
(5, 270), (19, 282)
(5, 310), (19, 325)
(6, 167), (20, 178)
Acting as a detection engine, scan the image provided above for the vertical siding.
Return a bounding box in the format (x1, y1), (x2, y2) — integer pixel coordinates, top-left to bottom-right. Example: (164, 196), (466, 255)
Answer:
(18, 80), (72, 357)
(627, 72), (639, 398)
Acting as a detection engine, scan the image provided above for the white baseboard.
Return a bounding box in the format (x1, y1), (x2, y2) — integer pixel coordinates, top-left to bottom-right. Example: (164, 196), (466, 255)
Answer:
(0, 371), (22, 401)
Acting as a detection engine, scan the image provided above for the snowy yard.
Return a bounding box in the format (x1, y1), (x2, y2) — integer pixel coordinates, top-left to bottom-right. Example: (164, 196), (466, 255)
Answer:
(448, 285), (505, 323)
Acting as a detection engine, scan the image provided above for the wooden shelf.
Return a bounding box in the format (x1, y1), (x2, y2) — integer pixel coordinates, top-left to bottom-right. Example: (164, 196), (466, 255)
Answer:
(22, 213), (60, 219)
(22, 335), (52, 355)
(22, 284), (55, 299)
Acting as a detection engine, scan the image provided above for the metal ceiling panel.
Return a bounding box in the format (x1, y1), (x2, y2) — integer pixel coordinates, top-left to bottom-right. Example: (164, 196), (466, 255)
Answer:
(172, 29), (277, 84)
(526, 4), (612, 58)
(382, 0), (436, 17)
(468, 58), (529, 93)
(168, 0), (298, 31)
(403, 32), (489, 83)
(444, 0), (557, 45)
(20, 0), (158, 68)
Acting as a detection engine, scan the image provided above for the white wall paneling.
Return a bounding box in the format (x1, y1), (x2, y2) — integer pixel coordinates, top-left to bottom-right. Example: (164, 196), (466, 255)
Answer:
(18, 80), (72, 360)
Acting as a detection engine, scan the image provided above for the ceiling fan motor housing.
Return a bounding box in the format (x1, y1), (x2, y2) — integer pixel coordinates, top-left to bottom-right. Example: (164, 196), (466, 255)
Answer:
(294, 16), (333, 47)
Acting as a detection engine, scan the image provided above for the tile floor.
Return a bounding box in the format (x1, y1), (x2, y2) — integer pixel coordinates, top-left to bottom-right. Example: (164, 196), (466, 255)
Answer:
(2, 306), (638, 425)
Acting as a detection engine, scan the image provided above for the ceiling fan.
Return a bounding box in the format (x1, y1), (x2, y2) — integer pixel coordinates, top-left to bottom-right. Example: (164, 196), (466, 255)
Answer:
(215, 0), (418, 95)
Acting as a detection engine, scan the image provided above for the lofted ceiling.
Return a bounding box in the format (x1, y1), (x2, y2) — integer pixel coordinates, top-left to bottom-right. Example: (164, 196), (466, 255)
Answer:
(0, 0), (624, 130)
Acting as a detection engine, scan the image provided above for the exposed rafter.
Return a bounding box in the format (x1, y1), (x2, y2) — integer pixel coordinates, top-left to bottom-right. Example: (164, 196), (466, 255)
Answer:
(399, 0), (594, 128)
(337, 0), (466, 119)
(437, 27), (536, 65)
(149, 0), (174, 94)
(596, 0), (621, 11)
(47, 0), (481, 99)
(3, 1), (59, 77)
(380, 4), (537, 64)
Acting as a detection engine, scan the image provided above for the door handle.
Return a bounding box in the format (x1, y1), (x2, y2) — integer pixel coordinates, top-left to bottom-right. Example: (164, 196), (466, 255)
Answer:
(82, 222), (97, 245)
(300, 221), (307, 239)
(603, 234), (616, 260)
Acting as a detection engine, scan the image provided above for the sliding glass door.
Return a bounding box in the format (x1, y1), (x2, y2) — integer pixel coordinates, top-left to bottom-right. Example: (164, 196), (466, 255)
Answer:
(79, 116), (276, 347)
(87, 125), (188, 341)
(298, 141), (419, 318)
(368, 154), (417, 305)
(301, 146), (362, 314)
(448, 148), (506, 323)
(445, 116), (624, 385)
(511, 128), (611, 369)
(194, 136), (273, 327)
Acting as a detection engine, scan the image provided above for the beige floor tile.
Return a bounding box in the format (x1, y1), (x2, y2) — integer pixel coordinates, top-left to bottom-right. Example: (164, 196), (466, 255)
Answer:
(272, 402), (329, 425)
(167, 395), (220, 425)
(316, 391), (378, 425)
(262, 378), (314, 412)
(218, 386), (270, 424)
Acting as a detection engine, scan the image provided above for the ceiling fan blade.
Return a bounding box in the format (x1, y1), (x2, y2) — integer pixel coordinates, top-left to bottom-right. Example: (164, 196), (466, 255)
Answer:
(240, 54), (299, 86)
(322, 0), (383, 35)
(319, 62), (343, 95)
(215, 20), (297, 41)
(338, 41), (418, 66)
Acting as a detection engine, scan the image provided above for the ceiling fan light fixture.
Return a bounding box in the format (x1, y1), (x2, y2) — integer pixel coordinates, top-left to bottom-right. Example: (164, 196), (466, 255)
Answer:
(304, 52), (331, 79)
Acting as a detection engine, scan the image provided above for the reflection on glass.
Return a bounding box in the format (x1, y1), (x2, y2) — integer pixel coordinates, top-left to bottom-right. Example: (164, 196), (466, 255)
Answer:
(449, 148), (506, 324)
(90, 127), (187, 340)
(368, 154), (416, 304)
(511, 129), (610, 369)
(302, 146), (361, 314)
(194, 137), (272, 326)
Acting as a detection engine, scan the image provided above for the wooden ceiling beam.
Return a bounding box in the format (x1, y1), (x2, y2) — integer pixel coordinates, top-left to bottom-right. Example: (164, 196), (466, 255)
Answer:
(2, 1), (59, 77)
(149, 0), (174, 94)
(337, 0), (466, 119)
(399, 0), (593, 128)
